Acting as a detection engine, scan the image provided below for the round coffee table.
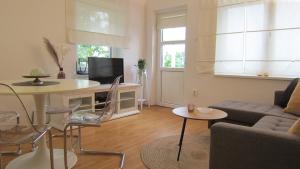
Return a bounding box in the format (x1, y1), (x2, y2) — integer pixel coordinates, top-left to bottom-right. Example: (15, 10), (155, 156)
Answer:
(172, 107), (227, 161)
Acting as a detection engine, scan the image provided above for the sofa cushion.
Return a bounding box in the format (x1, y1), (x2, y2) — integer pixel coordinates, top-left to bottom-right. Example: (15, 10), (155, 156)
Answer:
(253, 116), (295, 132)
(209, 101), (298, 125)
(279, 78), (299, 108)
(285, 81), (300, 116)
(288, 119), (300, 136)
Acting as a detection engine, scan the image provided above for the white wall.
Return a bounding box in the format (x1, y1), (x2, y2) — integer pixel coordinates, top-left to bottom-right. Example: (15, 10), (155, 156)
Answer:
(0, 0), (67, 79)
(146, 0), (291, 106)
(119, 0), (146, 83)
(0, 0), (146, 111)
(0, 0), (67, 112)
(0, 0), (146, 80)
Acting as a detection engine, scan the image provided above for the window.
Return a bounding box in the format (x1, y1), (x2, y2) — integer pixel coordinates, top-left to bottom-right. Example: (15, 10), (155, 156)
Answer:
(157, 9), (186, 69)
(67, 0), (129, 48)
(161, 27), (186, 68)
(76, 44), (111, 74)
(215, 0), (300, 78)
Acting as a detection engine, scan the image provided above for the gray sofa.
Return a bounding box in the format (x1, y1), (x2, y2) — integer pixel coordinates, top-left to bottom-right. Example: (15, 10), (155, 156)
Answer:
(208, 90), (300, 169)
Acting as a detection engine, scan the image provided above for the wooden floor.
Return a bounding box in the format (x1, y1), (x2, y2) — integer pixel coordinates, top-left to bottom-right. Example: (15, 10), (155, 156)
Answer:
(3, 106), (208, 169)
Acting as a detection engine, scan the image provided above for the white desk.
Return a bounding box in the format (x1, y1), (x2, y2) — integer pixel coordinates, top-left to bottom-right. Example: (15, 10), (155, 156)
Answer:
(0, 79), (99, 169)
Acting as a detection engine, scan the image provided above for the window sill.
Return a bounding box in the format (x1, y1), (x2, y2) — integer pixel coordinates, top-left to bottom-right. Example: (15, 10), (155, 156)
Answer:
(214, 74), (295, 81)
(160, 68), (185, 72)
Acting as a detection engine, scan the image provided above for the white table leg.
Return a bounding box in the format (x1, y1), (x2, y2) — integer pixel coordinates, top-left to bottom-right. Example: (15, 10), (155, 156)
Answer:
(6, 94), (77, 169)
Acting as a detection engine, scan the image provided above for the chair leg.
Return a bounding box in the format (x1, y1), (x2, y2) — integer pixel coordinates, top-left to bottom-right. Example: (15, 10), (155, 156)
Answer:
(77, 127), (125, 169)
(64, 125), (69, 169)
(78, 126), (82, 151)
(17, 145), (21, 154)
(69, 126), (73, 150)
(48, 130), (54, 169)
(0, 153), (2, 169)
(16, 116), (21, 155)
(31, 111), (35, 124)
(31, 142), (38, 152)
(80, 150), (125, 169)
(62, 125), (125, 169)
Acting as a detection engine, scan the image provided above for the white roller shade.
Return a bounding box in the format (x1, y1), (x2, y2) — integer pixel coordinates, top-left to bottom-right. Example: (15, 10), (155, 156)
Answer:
(157, 10), (187, 29)
(215, 0), (300, 78)
(67, 0), (129, 48)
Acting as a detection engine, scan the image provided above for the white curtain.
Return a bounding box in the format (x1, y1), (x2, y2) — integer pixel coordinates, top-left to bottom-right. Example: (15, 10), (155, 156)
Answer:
(215, 0), (300, 78)
(67, 0), (129, 48)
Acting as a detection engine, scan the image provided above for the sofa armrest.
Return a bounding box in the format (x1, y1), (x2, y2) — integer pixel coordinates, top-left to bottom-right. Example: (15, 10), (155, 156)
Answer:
(210, 123), (300, 169)
(274, 90), (284, 106)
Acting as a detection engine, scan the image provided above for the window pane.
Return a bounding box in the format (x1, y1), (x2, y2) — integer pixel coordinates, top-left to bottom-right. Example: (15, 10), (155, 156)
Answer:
(77, 44), (110, 58)
(216, 33), (244, 61)
(273, 0), (300, 29)
(162, 27), (186, 41)
(246, 2), (267, 31)
(77, 44), (111, 74)
(162, 44), (185, 68)
(214, 61), (244, 75)
(217, 4), (245, 33)
(216, 1), (300, 78)
(245, 32), (268, 61)
(245, 61), (300, 77)
(247, 1), (300, 31)
(246, 29), (300, 61)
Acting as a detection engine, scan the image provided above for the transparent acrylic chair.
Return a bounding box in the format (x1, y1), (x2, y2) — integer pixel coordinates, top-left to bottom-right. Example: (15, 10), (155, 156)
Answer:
(0, 110), (21, 155)
(30, 97), (80, 152)
(0, 83), (54, 169)
(63, 76), (125, 169)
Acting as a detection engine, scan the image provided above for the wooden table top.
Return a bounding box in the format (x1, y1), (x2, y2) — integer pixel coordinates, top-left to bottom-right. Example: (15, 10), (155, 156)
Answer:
(172, 107), (227, 120)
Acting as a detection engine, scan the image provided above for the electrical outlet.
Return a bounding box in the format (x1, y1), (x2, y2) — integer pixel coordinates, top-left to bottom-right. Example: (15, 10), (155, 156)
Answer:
(193, 89), (199, 97)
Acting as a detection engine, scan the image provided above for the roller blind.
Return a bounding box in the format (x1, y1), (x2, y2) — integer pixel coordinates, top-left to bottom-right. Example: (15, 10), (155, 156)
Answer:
(67, 0), (129, 48)
(215, 0), (300, 78)
(157, 10), (187, 29)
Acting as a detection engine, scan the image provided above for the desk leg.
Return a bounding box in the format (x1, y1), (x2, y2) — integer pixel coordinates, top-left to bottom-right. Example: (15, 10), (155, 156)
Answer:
(177, 118), (187, 161)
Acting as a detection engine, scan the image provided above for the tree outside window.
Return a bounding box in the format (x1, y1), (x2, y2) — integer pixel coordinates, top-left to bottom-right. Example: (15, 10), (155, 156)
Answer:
(76, 44), (111, 74)
(161, 27), (186, 68)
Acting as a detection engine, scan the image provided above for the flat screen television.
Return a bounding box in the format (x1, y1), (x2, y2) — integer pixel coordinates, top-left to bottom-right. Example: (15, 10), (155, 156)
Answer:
(88, 57), (124, 84)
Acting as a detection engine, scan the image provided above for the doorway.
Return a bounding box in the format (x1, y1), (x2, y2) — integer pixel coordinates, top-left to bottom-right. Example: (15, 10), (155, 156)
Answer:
(156, 10), (187, 107)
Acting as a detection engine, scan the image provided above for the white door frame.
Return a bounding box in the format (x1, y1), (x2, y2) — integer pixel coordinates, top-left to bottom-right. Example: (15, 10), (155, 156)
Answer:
(156, 28), (186, 108)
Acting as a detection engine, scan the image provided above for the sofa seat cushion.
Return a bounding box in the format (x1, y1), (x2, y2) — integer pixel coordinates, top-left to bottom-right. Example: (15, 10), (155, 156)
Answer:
(253, 116), (296, 132)
(209, 101), (298, 125)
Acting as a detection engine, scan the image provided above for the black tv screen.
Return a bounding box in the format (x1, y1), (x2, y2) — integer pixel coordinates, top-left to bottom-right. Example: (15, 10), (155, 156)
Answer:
(88, 57), (124, 84)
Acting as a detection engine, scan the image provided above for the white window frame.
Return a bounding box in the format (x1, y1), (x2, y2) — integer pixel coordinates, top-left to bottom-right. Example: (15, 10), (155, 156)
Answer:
(215, 0), (300, 79)
(159, 28), (186, 70)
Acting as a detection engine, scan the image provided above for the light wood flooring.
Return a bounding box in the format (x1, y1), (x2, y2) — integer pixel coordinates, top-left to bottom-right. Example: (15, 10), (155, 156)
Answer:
(3, 106), (208, 169)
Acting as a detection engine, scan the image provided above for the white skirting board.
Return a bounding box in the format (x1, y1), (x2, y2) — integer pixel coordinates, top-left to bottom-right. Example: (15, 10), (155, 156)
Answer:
(110, 110), (140, 120)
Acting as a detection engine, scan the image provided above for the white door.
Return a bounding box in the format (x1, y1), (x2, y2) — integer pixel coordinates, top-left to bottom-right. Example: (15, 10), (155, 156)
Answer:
(157, 16), (187, 107)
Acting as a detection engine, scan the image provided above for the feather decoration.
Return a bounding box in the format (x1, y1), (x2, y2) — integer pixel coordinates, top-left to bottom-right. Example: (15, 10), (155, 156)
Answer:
(43, 37), (62, 69)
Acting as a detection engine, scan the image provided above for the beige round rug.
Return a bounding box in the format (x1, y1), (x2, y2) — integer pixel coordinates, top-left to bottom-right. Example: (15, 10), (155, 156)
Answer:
(141, 132), (210, 169)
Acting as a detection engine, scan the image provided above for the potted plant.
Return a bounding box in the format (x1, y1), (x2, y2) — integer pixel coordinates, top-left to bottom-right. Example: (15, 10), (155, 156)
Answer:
(137, 59), (146, 84)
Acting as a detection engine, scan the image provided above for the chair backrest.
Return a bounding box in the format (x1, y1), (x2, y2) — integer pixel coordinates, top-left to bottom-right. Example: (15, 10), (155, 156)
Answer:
(98, 76), (122, 121)
(0, 83), (38, 142)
